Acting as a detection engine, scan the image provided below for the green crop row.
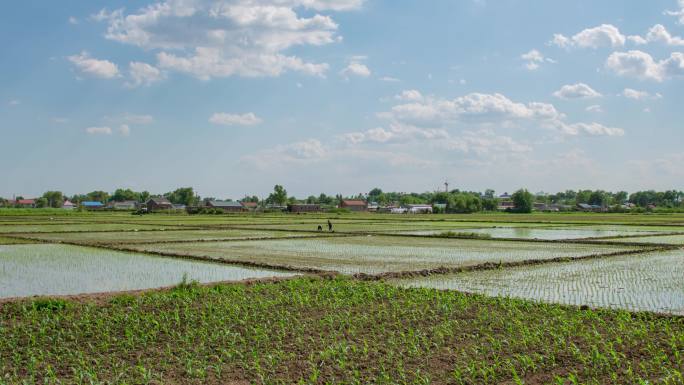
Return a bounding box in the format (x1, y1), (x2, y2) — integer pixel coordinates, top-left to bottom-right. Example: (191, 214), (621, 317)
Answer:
(1, 277), (682, 384)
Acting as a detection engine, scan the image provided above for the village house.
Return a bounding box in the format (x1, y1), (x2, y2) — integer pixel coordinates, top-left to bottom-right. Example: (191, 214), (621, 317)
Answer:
(407, 204), (433, 214)
(205, 200), (246, 213)
(15, 199), (36, 208)
(340, 199), (368, 212)
(497, 200), (515, 211)
(146, 197), (173, 212)
(107, 201), (139, 210)
(241, 201), (258, 210)
(576, 203), (607, 212)
(81, 201), (104, 210)
(62, 200), (76, 210)
(288, 204), (322, 213)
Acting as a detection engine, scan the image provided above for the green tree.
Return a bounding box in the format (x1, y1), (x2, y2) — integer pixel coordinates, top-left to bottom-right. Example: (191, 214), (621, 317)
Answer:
(86, 191), (109, 203)
(575, 190), (592, 205)
(613, 191), (628, 204)
(588, 191), (608, 207)
(139, 191), (151, 203)
(165, 187), (198, 206)
(368, 188), (383, 202)
(399, 195), (424, 206)
(266, 185), (288, 206)
(430, 192), (450, 204)
(111, 188), (140, 202)
(35, 197), (49, 208)
(446, 193), (482, 213)
(511, 189), (533, 213)
(482, 197), (498, 211)
(42, 191), (64, 208)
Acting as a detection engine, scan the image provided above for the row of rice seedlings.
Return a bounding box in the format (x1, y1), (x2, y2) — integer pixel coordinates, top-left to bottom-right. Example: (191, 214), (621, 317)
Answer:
(393, 250), (684, 315)
(0, 277), (681, 383)
(0, 244), (296, 298)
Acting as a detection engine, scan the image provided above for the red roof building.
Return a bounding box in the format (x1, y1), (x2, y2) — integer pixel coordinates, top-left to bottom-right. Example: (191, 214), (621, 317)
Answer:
(16, 199), (36, 208)
(340, 199), (368, 212)
(241, 201), (258, 210)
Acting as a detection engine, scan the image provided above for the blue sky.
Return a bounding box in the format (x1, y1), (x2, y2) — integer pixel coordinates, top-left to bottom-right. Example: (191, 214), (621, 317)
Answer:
(1, 0), (683, 199)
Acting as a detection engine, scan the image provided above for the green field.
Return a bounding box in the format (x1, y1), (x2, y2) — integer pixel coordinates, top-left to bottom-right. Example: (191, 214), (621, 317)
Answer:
(0, 212), (683, 383)
(1, 277), (682, 384)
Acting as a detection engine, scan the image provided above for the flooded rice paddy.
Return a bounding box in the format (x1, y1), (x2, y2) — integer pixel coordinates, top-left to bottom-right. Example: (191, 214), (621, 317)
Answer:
(128, 236), (638, 274)
(394, 227), (675, 240)
(0, 244), (295, 298)
(393, 250), (684, 315)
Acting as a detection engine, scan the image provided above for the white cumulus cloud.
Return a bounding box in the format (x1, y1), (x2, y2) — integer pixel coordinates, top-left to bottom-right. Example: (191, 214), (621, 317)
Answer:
(665, 0), (684, 25)
(91, 0), (364, 80)
(556, 122), (624, 137)
(629, 24), (684, 46)
(209, 112), (263, 126)
(395, 89), (423, 102)
(553, 83), (602, 99)
(605, 50), (684, 81)
(622, 88), (651, 100)
(340, 60), (371, 78)
(67, 51), (120, 79)
(118, 124), (131, 136)
(551, 24), (626, 49)
(377, 91), (622, 138)
(520, 49), (553, 70)
(585, 105), (603, 113)
(85, 126), (113, 135)
(126, 62), (165, 87)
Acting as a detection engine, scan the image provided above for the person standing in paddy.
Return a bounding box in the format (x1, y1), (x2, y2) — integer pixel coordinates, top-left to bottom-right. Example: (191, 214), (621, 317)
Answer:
(327, 220), (333, 232)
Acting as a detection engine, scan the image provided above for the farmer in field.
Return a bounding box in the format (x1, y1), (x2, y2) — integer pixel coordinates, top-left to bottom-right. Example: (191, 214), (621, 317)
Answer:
(317, 225), (323, 231)
(327, 220), (333, 232)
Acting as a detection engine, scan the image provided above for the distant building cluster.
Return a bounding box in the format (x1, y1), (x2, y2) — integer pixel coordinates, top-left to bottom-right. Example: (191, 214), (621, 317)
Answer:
(0, 189), (669, 214)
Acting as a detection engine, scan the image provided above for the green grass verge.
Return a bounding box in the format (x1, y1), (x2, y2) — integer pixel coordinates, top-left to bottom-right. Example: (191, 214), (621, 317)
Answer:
(1, 277), (682, 384)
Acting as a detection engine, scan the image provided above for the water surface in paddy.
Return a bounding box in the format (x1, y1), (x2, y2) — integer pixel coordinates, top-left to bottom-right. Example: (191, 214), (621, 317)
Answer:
(0, 244), (295, 298)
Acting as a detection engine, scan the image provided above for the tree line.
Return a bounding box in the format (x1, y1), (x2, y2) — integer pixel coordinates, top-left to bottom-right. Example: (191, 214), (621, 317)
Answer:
(1, 186), (682, 213)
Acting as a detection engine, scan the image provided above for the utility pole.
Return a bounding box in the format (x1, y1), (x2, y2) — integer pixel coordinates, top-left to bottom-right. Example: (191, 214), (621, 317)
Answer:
(444, 180), (449, 193)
